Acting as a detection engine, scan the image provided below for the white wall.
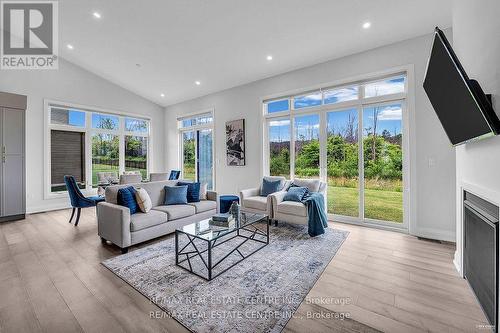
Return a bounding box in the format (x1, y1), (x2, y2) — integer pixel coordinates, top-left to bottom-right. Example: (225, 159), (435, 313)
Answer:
(165, 31), (457, 241)
(453, 0), (500, 190)
(0, 58), (165, 213)
(452, 0), (500, 269)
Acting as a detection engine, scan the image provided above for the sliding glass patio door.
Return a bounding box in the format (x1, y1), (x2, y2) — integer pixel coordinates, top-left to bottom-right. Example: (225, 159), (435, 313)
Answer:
(325, 102), (404, 225)
(181, 129), (214, 189)
(326, 108), (359, 218)
(362, 102), (403, 223)
(263, 73), (408, 229)
(198, 129), (213, 189)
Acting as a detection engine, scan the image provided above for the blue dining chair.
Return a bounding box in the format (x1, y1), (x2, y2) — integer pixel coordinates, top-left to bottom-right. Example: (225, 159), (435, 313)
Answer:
(169, 170), (181, 180)
(64, 175), (105, 226)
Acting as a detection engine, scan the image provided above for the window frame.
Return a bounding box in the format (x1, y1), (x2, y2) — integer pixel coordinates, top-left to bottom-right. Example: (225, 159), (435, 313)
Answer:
(261, 67), (412, 232)
(44, 99), (152, 199)
(177, 109), (216, 190)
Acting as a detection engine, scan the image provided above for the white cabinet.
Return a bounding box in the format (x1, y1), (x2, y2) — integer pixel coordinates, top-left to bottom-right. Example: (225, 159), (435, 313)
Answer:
(0, 92), (26, 221)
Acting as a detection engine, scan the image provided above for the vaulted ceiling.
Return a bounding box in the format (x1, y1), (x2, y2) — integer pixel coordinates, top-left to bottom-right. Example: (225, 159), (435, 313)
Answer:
(59, 0), (452, 106)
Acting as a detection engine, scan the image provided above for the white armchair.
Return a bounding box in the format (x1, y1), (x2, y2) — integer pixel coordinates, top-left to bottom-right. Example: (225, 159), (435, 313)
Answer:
(271, 178), (327, 226)
(239, 176), (289, 219)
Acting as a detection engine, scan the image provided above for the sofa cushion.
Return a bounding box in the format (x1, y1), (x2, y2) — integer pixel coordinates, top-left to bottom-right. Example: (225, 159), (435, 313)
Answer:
(292, 179), (321, 192)
(130, 210), (168, 232)
(164, 185), (188, 205)
(243, 196), (268, 211)
(188, 200), (216, 213)
(277, 201), (307, 217)
(177, 182), (201, 203)
(152, 204), (195, 220)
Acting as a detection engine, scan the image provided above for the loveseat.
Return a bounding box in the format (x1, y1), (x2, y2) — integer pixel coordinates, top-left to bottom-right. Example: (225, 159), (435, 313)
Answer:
(97, 180), (217, 253)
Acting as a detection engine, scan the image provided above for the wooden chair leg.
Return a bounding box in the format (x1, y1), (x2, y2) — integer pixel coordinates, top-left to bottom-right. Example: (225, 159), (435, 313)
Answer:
(74, 208), (82, 226)
(69, 208), (76, 223)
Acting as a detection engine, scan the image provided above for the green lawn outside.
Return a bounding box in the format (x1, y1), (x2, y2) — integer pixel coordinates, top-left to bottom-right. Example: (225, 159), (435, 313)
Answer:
(92, 163), (119, 186)
(327, 185), (403, 223)
(183, 166), (196, 181)
(91, 163), (147, 185)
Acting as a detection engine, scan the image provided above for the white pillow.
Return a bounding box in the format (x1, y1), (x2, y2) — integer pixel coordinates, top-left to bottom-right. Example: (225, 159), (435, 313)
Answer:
(199, 183), (208, 200)
(135, 188), (152, 213)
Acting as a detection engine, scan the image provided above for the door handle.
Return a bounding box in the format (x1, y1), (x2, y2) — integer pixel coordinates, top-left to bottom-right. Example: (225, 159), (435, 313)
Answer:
(2, 146), (5, 163)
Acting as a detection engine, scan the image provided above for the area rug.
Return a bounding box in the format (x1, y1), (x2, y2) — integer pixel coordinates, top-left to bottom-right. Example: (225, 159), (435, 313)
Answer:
(102, 223), (349, 333)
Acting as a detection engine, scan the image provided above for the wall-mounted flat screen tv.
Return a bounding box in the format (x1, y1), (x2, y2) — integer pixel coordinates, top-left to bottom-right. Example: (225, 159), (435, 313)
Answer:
(423, 27), (500, 145)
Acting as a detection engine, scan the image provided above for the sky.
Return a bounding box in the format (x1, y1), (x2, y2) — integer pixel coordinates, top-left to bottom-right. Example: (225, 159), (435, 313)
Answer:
(67, 110), (85, 126)
(267, 77), (404, 141)
(269, 104), (402, 142)
(64, 110), (147, 133)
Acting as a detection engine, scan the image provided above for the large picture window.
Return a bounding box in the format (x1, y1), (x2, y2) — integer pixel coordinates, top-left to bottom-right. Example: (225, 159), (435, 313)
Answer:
(263, 73), (407, 227)
(46, 103), (150, 195)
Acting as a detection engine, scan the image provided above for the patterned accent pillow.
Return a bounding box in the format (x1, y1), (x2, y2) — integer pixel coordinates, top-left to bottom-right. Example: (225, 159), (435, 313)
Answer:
(135, 188), (152, 213)
(117, 186), (138, 214)
(199, 183), (208, 200)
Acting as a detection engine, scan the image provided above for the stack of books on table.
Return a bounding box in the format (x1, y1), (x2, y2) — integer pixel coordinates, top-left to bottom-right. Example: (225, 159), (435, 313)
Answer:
(210, 213), (235, 228)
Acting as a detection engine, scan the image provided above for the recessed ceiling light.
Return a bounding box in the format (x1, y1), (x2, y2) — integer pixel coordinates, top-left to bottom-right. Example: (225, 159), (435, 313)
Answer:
(160, 93), (165, 97)
(362, 21), (371, 29)
(93, 12), (101, 19)
(266, 55), (273, 61)
(67, 44), (74, 50)
(195, 81), (201, 86)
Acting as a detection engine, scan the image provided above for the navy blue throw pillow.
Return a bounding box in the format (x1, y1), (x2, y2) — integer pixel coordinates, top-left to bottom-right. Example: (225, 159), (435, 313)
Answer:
(283, 186), (309, 202)
(164, 185), (188, 205)
(260, 178), (283, 196)
(177, 182), (201, 203)
(117, 186), (138, 214)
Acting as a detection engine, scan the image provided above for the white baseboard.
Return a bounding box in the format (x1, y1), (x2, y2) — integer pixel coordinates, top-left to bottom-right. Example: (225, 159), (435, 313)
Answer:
(27, 202), (71, 214)
(411, 226), (455, 242)
(453, 250), (462, 275)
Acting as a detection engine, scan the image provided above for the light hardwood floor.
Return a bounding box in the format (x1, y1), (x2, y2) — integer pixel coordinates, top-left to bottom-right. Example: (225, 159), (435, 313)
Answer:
(0, 208), (489, 333)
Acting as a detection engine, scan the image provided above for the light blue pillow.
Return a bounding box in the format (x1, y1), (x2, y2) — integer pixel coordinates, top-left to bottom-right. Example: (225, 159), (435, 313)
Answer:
(164, 185), (188, 205)
(283, 186), (308, 202)
(260, 178), (283, 197)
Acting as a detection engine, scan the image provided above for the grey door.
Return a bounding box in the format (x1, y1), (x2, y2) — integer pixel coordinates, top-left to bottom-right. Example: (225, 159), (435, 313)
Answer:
(2, 108), (24, 216)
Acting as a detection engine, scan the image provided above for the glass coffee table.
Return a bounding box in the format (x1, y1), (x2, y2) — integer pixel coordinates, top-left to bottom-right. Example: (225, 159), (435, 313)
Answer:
(175, 212), (269, 280)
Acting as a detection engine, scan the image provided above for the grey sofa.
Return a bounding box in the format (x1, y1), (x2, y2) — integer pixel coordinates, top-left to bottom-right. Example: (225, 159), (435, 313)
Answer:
(97, 180), (217, 253)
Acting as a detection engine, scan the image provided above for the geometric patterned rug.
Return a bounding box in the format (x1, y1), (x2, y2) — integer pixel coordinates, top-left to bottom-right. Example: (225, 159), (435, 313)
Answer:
(103, 223), (349, 333)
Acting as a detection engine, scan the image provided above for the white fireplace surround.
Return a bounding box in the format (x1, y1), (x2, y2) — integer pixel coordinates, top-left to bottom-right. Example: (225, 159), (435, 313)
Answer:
(454, 181), (500, 277)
